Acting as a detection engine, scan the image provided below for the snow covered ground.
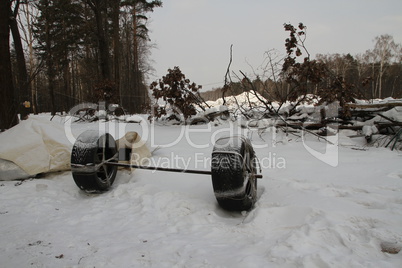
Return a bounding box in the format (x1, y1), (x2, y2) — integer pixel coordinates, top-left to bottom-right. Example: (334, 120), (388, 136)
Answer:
(1, 114), (402, 267)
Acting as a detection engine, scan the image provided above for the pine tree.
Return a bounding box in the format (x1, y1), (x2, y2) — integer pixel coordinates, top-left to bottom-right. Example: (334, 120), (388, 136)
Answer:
(34, 0), (84, 114)
(121, 0), (162, 113)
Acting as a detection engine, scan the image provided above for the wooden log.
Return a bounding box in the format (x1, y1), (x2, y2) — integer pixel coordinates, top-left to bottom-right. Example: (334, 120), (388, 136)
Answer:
(345, 102), (402, 109)
(276, 122), (402, 131)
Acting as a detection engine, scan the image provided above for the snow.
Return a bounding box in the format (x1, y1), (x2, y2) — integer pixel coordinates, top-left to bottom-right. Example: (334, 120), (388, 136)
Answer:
(206, 92), (268, 110)
(362, 125), (379, 137)
(355, 98), (402, 105)
(0, 114), (402, 267)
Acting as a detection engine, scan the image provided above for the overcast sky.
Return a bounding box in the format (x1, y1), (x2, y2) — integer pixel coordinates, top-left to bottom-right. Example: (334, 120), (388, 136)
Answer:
(148, 0), (402, 91)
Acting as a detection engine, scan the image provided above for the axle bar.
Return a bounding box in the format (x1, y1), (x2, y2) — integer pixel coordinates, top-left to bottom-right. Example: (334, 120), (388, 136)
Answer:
(106, 162), (263, 179)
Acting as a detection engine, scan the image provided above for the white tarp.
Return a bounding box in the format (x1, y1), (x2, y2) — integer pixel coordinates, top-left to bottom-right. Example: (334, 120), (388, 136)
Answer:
(0, 117), (72, 179)
(0, 117), (151, 181)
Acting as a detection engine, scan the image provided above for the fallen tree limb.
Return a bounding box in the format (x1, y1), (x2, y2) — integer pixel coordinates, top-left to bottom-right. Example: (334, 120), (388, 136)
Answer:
(377, 113), (400, 124)
(276, 122), (402, 131)
(345, 102), (402, 109)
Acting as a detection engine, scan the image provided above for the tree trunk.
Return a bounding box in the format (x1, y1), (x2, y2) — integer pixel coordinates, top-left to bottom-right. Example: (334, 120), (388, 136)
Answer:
(45, 10), (56, 115)
(47, 58), (56, 115)
(9, 0), (31, 120)
(120, 17), (133, 113)
(112, 0), (121, 104)
(63, 61), (71, 111)
(92, 0), (111, 81)
(379, 60), (385, 99)
(371, 62), (376, 100)
(132, 6), (143, 113)
(0, 0), (19, 130)
(22, 2), (38, 114)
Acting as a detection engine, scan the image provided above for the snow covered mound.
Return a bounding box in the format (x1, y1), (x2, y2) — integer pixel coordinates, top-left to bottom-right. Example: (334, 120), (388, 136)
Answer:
(206, 91), (268, 109)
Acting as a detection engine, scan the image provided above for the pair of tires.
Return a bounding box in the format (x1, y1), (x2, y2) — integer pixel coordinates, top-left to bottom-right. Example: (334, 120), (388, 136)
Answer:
(71, 131), (258, 211)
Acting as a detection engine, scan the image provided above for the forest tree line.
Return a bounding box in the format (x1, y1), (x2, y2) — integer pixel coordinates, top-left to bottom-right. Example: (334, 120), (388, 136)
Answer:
(201, 34), (402, 103)
(1, 0), (162, 130)
(1, 1), (401, 131)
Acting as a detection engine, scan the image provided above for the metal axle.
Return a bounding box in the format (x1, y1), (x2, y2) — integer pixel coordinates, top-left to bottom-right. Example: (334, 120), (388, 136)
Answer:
(106, 162), (263, 179)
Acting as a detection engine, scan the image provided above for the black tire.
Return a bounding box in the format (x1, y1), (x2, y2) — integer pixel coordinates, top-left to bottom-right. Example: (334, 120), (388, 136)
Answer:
(71, 130), (118, 192)
(211, 135), (258, 211)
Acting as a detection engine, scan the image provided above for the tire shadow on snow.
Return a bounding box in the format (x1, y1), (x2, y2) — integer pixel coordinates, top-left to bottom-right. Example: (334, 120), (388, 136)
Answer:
(213, 185), (265, 221)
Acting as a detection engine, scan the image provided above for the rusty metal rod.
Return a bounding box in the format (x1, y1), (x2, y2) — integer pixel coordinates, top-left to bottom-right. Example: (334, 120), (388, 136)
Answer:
(106, 162), (263, 179)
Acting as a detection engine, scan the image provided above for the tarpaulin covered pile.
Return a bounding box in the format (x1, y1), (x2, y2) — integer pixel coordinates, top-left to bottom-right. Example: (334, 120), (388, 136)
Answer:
(0, 117), (151, 180)
(0, 117), (72, 180)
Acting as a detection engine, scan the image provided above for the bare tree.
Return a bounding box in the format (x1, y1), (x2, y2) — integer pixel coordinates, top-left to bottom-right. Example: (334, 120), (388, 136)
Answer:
(20, 1), (40, 114)
(372, 34), (399, 98)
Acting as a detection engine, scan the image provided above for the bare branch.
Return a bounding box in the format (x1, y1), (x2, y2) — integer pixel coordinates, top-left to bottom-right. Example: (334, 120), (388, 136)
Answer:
(222, 44), (233, 105)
